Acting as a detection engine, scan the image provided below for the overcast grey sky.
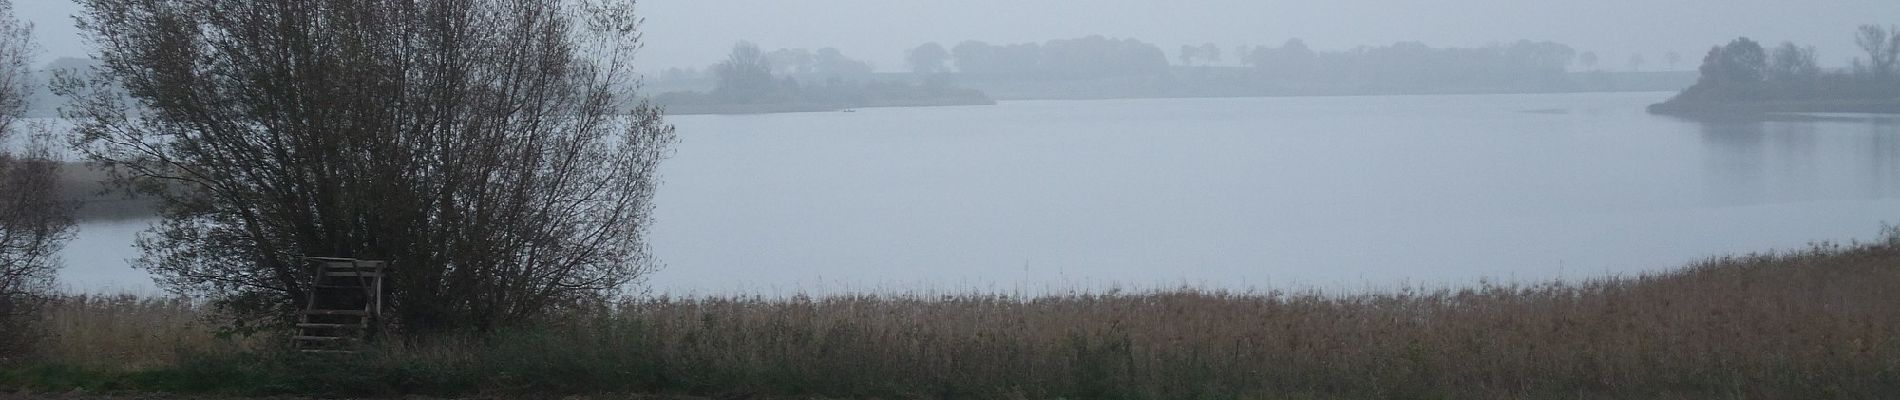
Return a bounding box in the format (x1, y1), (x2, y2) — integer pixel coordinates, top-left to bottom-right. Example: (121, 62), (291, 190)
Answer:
(14, 0), (1900, 71)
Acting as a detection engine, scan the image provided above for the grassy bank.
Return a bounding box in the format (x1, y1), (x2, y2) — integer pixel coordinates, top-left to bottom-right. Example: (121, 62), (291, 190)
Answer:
(7, 235), (1900, 399)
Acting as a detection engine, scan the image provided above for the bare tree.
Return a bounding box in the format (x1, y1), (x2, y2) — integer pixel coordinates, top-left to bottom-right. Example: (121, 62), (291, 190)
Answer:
(712, 41), (780, 103)
(0, 0), (71, 355)
(1854, 24), (1900, 78)
(1664, 51), (1682, 71)
(61, 0), (676, 333)
(1767, 42), (1820, 83)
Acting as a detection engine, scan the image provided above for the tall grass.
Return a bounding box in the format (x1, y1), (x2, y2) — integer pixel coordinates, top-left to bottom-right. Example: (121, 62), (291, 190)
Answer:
(31, 295), (222, 369)
(9, 238), (1900, 399)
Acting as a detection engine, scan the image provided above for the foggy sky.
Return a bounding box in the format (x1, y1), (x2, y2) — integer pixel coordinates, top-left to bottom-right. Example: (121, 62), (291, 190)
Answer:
(15, 0), (1899, 72)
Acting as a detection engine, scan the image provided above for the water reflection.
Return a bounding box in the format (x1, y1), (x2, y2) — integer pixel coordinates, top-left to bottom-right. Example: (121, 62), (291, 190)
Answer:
(59, 218), (156, 294)
(1698, 117), (1900, 207)
(1698, 120), (1767, 206)
(1873, 119), (1900, 199)
(51, 94), (1900, 295)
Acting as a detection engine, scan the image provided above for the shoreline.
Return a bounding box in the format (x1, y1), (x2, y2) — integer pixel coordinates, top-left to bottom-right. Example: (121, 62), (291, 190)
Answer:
(659, 97), (996, 115)
(656, 88), (1688, 116)
(1647, 97), (1900, 117)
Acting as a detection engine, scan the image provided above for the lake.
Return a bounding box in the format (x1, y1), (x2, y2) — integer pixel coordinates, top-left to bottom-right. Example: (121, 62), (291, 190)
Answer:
(56, 92), (1900, 295)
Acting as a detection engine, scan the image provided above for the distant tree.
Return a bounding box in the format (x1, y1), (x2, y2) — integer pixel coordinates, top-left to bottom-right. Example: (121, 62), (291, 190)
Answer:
(1579, 51), (1599, 71)
(950, 41), (991, 73)
(1179, 44), (1199, 66)
(1767, 42), (1820, 83)
(714, 41), (782, 102)
(1661, 27), (1900, 109)
(0, 0), (70, 356)
(1693, 38), (1767, 87)
(1694, 47), (1723, 83)
(62, 0), (676, 333)
(1664, 51), (1682, 70)
(1719, 38), (1768, 83)
(765, 48), (815, 76)
(1280, 38), (1315, 60)
(813, 47), (874, 79)
(1248, 38), (1318, 78)
(1853, 24), (1900, 78)
(906, 42), (950, 74)
(1628, 53), (1646, 71)
(1199, 43), (1222, 65)
(1235, 45), (1252, 66)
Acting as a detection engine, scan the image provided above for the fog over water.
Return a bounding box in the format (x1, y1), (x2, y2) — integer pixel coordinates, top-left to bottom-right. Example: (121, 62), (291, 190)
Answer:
(24, 0), (1898, 295)
(59, 93), (1900, 295)
(14, 0), (1899, 70)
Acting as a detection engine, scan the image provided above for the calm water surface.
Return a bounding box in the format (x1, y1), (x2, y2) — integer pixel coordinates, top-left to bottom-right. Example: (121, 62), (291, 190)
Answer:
(58, 92), (1900, 294)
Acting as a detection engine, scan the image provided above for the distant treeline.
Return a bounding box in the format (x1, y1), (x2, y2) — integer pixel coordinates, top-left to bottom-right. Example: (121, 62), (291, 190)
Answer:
(652, 35), (1691, 105)
(938, 37), (1589, 94)
(944, 36), (1171, 79)
(1227, 39), (1579, 93)
(654, 42), (992, 114)
(1651, 24), (1900, 115)
(649, 35), (1174, 83)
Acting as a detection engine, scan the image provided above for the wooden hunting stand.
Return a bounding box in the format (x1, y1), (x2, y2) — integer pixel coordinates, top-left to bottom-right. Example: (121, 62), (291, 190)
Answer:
(292, 257), (388, 353)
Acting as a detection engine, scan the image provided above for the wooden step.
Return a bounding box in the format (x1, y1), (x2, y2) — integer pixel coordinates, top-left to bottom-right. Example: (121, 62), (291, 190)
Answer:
(313, 283), (370, 288)
(300, 309), (370, 316)
(297, 349), (358, 354)
(296, 323), (363, 329)
(291, 335), (350, 341)
(323, 271), (382, 278)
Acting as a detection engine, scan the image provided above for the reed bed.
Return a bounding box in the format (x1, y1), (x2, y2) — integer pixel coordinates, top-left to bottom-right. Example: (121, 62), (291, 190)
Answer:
(8, 239), (1900, 399)
(32, 294), (221, 369)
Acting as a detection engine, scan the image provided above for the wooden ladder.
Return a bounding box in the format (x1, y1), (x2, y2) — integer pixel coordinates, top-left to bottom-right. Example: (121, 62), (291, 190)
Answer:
(293, 257), (387, 353)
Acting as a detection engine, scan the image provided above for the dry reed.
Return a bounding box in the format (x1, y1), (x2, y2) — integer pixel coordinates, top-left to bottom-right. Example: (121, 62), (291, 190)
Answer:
(13, 238), (1900, 398)
(585, 241), (1900, 398)
(32, 294), (220, 369)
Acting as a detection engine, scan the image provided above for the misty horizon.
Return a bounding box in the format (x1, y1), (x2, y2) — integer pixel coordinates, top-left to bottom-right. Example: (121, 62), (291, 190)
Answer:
(14, 0), (1900, 73)
(8, 1), (1900, 397)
